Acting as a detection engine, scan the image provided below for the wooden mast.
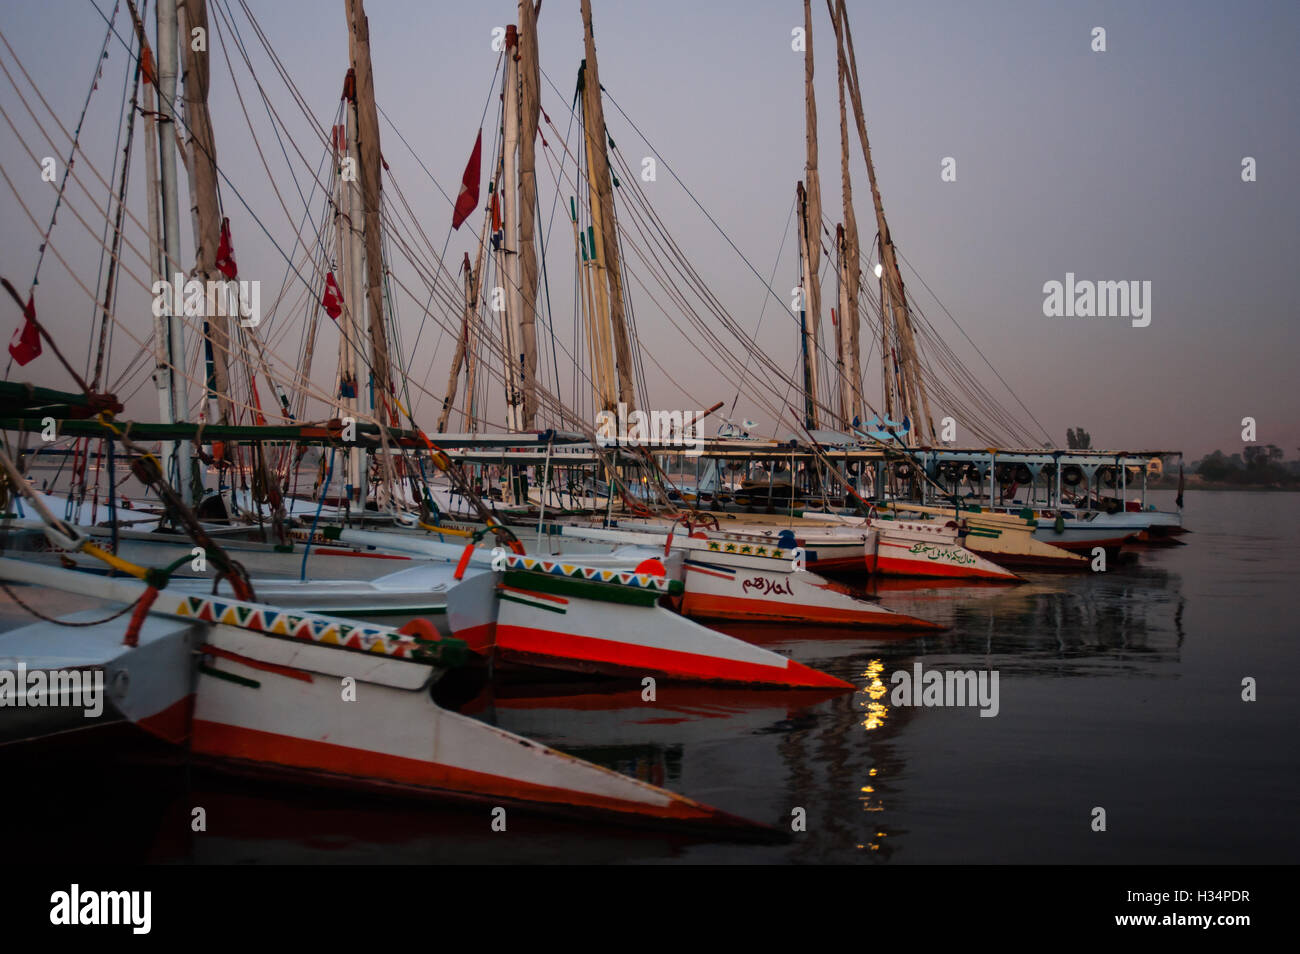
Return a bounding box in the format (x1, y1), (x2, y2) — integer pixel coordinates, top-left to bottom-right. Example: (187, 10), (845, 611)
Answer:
(516, 0), (542, 429)
(345, 0), (400, 502)
(500, 24), (525, 433)
(181, 0), (288, 529)
(571, 194), (613, 413)
(344, 0), (394, 422)
(463, 170), (499, 435)
(579, 0), (636, 414)
(829, 0), (861, 427)
(179, 0), (234, 434)
(154, 0), (194, 503)
(835, 225), (851, 425)
(462, 254), (482, 434)
(834, 0), (933, 443)
(796, 181), (819, 430)
(333, 71), (364, 502)
(123, 4), (173, 439)
(438, 240), (484, 435)
(436, 254), (475, 435)
(799, 0), (822, 430)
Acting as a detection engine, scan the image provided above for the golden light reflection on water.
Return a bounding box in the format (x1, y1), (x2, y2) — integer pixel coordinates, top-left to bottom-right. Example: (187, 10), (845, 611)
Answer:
(860, 658), (889, 731)
(859, 660), (890, 823)
(857, 830), (891, 855)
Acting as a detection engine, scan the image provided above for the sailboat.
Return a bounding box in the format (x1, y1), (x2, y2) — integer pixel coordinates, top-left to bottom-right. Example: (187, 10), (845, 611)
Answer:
(0, 0), (849, 833)
(0, 553), (765, 831)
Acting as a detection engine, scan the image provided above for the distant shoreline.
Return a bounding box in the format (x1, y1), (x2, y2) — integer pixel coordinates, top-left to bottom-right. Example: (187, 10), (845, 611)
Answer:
(1148, 482), (1299, 493)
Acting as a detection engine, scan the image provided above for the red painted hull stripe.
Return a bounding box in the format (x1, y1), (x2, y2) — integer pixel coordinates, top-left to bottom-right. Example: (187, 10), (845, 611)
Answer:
(314, 549), (412, 560)
(684, 565), (735, 581)
(200, 644), (314, 683)
(804, 555), (864, 572)
(188, 719), (723, 822)
(494, 623), (851, 688)
(866, 554), (1014, 580)
(680, 592), (936, 629)
(452, 622), (495, 655)
(134, 694), (195, 745)
(498, 584), (568, 605)
(1039, 536), (1132, 552)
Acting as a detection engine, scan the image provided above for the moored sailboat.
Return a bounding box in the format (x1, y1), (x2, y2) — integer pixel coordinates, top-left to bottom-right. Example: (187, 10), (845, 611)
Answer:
(0, 553), (767, 832)
(523, 522), (940, 629)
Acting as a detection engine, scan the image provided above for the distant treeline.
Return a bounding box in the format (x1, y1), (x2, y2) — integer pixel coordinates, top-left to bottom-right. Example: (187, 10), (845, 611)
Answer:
(1190, 445), (1299, 487)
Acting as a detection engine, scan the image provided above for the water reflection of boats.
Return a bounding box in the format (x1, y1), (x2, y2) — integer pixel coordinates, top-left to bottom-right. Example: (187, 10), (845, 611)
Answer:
(1, 730), (706, 863)
(460, 683), (842, 798)
(465, 671), (921, 862)
(864, 568), (1187, 665)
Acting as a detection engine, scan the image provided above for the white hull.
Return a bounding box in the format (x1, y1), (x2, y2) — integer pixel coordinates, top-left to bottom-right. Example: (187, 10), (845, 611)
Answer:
(0, 559), (764, 830)
(532, 524), (938, 629)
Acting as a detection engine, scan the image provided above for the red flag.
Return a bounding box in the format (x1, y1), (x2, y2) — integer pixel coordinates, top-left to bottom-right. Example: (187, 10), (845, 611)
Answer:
(250, 377), (267, 427)
(322, 272), (343, 320)
(7, 292), (40, 366)
(451, 130), (482, 230)
(216, 217), (237, 279)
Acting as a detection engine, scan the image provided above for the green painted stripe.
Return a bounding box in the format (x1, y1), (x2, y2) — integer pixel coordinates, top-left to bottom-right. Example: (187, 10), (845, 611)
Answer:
(303, 605), (447, 617)
(198, 664), (261, 689)
(502, 569), (665, 607)
(500, 592), (568, 615)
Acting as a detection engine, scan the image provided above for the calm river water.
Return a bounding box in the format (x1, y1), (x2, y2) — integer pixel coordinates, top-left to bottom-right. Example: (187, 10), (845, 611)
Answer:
(4, 490), (1296, 863)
